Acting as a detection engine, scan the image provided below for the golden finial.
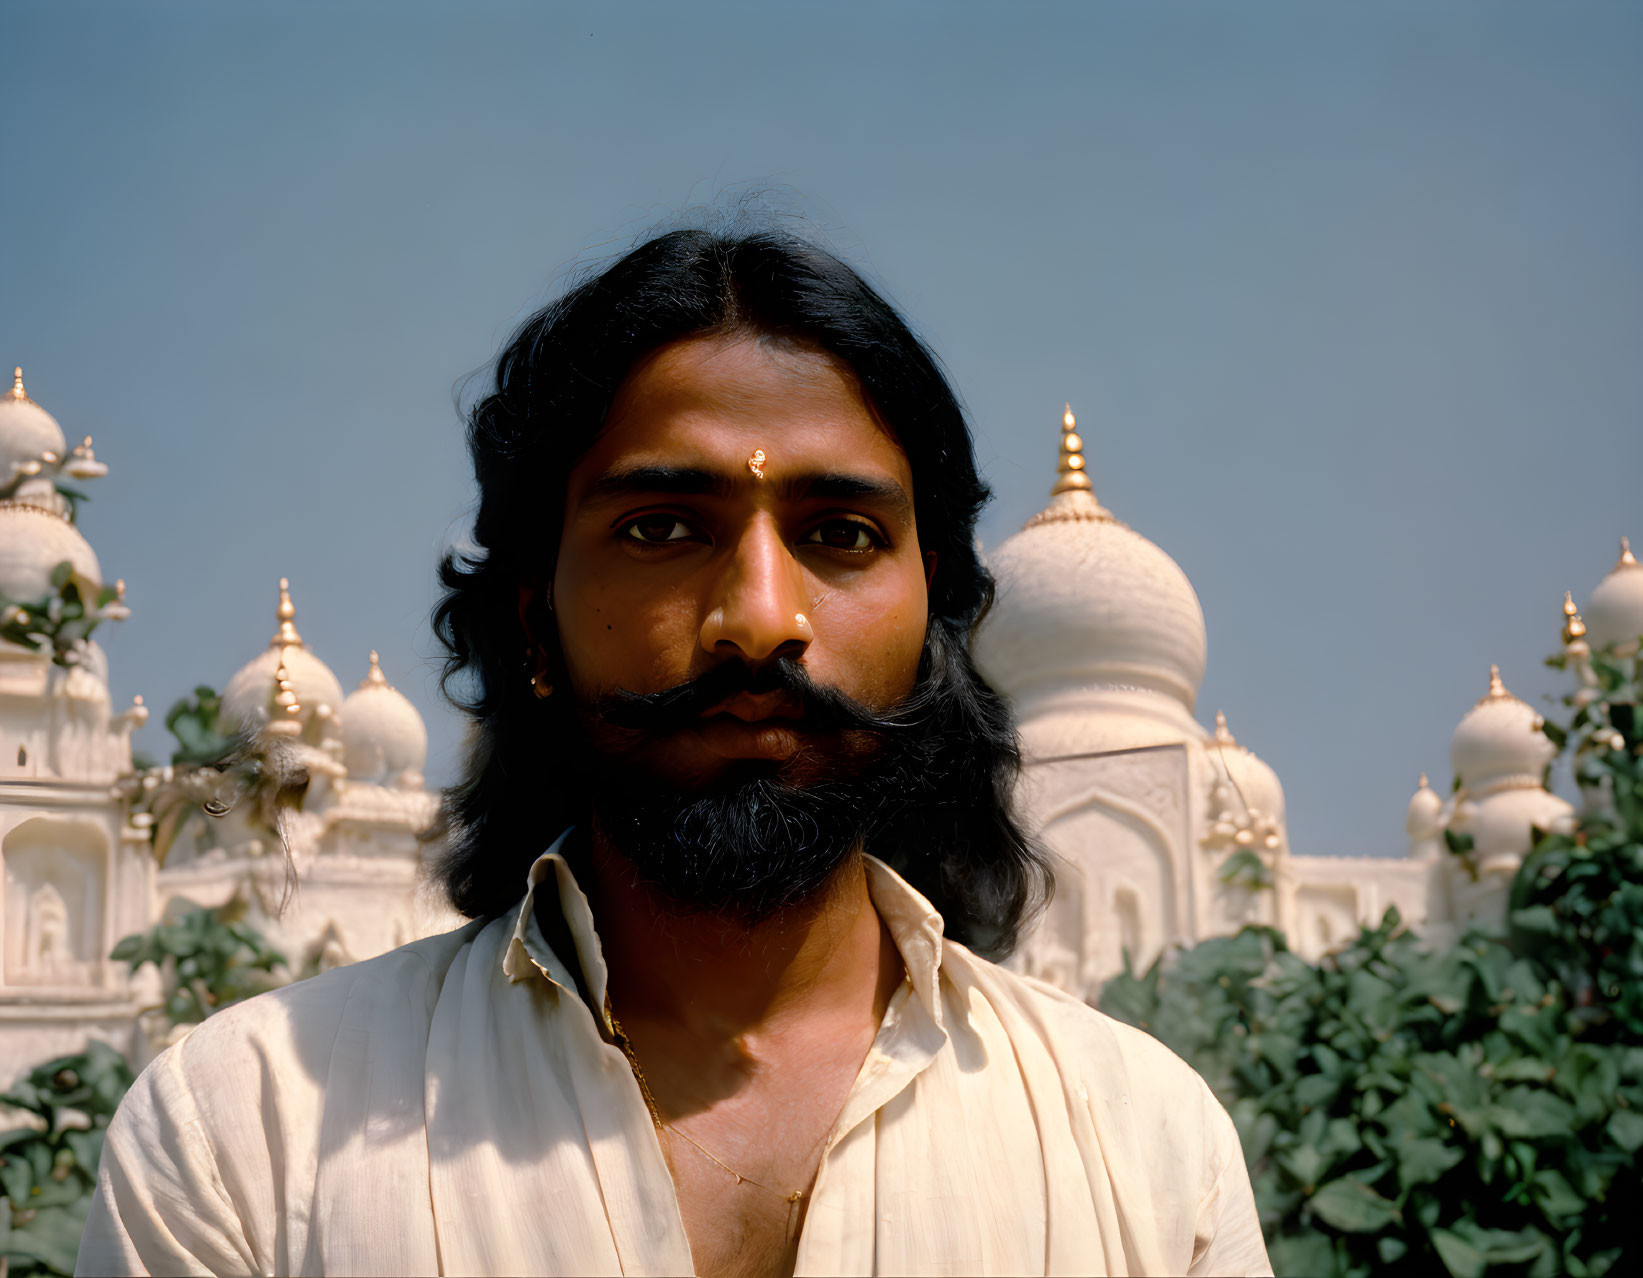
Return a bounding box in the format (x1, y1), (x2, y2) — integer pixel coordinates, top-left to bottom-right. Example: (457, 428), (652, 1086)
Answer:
(1618, 536), (1638, 570)
(266, 651), (303, 735)
(1213, 709), (1237, 745)
(270, 577), (304, 648)
(10, 368), (27, 401)
(65, 432), (106, 479)
(359, 649), (389, 689)
(1418, 771), (1430, 790)
(1480, 663), (1511, 704)
(1562, 590), (1586, 644)
(1049, 403), (1093, 497)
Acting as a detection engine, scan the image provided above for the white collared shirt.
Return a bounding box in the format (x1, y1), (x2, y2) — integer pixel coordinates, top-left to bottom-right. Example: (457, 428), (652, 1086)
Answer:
(79, 835), (1271, 1276)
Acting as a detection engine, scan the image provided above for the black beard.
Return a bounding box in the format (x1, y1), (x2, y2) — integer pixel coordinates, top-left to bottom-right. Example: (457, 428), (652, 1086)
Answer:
(570, 658), (926, 922)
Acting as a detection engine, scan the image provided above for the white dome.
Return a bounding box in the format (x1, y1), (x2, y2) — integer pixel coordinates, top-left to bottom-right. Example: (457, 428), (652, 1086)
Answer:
(1208, 711), (1286, 830)
(222, 645), (345, 733)
(0, 502), (102, 603)
(220, 580), (344, 734)
(340, 652), (428, 787)
(1405, 775), (1444, 841)
(1450, 666), (1554, 789)
(1585, 538), (1643, 656)
(0, 369), (68, 484)
(975, 488), (1208, 716)
(1465, 786), (1574, 868)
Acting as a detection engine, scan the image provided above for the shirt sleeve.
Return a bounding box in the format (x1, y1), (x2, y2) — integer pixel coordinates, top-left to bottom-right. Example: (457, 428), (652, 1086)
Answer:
(75, 1046), (258, 1277)
(1187, 1081), (1273, 1278)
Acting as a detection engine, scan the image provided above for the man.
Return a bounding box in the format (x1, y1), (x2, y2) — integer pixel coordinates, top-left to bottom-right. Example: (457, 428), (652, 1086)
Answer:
(79, 226), (1271, 1276)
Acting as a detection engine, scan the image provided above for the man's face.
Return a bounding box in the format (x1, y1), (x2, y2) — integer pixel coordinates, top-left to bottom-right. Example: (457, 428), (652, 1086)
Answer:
(547, 333), (929, 788)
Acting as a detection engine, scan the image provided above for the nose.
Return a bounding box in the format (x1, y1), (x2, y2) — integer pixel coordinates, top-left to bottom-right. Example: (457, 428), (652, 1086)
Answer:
(700, 518), (813, 663)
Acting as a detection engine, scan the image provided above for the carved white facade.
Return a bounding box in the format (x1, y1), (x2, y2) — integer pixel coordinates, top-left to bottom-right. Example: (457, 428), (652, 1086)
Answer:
(977, 407), (1610, 1003)
(0, 371), (454, 1084)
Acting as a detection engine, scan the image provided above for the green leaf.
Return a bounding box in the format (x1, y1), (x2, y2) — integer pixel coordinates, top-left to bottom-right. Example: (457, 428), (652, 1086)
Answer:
(1432, 1228), (1487, 1278)
(1396, 1135), (1463, 1189)
(47, 560), (74, 590)
(1605, 1108), (1643, 1152)
(1510, 905), (1560, 935)
(1493, 1058), (1556, 1084)
(1294, 1073), (1339, 1110)
(107, 934), (142, 962)
(1445, 828), (1475, 855)
(1278, 1145), (1327, 1190)
(1306, 1176), (1400, 1233)
(1493, 1089), (1577, 1139)
(1532, 1169), (1584, 1223)
(3, 1200), (92, 1273)
(1266, 1230), (1338, 1278)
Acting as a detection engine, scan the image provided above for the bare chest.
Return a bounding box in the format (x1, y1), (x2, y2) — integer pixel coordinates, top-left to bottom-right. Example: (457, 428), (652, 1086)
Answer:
(657, 1088), (838, 1278)
(666, 1139), (808, 1278)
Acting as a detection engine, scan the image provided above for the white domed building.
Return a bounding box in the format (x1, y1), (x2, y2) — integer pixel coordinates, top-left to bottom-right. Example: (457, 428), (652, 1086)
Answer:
(0, 370), (152, 1077)
(0, 368), (456, 1082)
(1431, 667), (1575, 932)
(1584, 538), (1643, 658)
(156, 586), (454, 976)
(977, 410), (1442, 995)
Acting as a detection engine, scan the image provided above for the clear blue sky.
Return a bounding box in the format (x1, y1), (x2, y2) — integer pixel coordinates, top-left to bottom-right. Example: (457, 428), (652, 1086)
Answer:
(4, 1), (1639, 858)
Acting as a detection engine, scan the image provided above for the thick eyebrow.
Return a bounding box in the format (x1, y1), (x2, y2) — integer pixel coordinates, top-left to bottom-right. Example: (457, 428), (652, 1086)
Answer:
(581, 465), (914, 524)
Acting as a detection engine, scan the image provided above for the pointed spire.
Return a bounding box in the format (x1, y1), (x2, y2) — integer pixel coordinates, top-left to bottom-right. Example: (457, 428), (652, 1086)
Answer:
(358, 649), (389, 690)
(9, 367), (29, 402)
(1562, 590), (1587, 644)
(1477, 663), (1513, 706)
(1418, 771), (1430, 791)
(1213, 709), (1237, 746)
(1023, 404), (1117, 528)
(1618, 536), (1638, 571)
(1049, 403), (1094, 497)
(265, 650), (303, 735)
(269, 577), (304, 648)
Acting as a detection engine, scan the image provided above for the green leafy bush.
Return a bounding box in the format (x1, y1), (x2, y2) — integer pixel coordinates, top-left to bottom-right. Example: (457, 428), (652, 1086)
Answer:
(1, 911), (288, 1277)
(0, 1043), (134, 1277)
(162, 685), (235, 766)
(1102, 910), (1638, 1276)
(0, 562), (126, 669)
(110, 906), (288, 1025)
(1102, 642), (1643, 1277)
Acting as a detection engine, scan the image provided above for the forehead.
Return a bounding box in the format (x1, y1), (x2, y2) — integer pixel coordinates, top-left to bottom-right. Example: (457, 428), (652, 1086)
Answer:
(569, 334), (912, 489)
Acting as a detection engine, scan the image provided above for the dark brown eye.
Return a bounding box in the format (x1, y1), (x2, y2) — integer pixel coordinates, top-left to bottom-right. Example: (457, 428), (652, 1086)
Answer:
(623, 515), (694, 544)
(804, 520), (879, 551)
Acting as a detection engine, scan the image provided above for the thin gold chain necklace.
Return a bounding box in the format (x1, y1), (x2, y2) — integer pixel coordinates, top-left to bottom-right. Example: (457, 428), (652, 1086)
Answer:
(605, 996), (806, 1208)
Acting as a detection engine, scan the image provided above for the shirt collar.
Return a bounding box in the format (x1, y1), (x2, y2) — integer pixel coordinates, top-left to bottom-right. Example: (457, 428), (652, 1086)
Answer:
(502, 831), (947, 1031)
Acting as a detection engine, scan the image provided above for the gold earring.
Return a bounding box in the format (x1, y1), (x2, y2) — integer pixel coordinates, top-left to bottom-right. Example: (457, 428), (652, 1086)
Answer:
(525, 643), (553, 698)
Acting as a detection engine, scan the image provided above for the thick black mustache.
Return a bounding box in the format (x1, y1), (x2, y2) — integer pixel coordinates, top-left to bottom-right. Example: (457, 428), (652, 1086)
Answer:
(595, 657), (897, 738)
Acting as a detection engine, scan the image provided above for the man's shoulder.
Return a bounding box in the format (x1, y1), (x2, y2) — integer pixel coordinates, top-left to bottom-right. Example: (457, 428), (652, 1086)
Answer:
(151, 916), (493, 1092)
(951, 944), (1222, 1111)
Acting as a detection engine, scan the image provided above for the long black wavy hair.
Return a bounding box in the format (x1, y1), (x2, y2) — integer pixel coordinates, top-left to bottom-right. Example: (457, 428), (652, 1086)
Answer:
(430, 224), (1052, 958)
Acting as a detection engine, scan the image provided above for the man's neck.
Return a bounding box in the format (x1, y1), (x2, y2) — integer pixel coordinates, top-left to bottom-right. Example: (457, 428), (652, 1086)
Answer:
(583, 836), (901, 1044)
